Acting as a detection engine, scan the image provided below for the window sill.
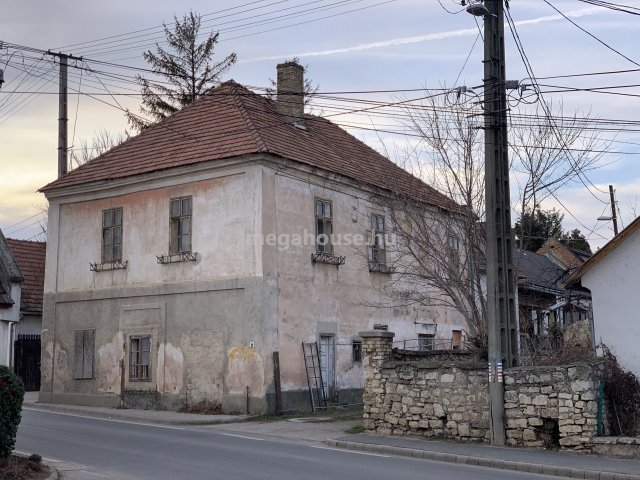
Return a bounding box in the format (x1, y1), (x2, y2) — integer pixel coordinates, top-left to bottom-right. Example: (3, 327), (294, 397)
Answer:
(368, 262), (395, 274)
(90, 260), (128, 272)
(156, 252), (198, 264)
(311, 252), (345, 266)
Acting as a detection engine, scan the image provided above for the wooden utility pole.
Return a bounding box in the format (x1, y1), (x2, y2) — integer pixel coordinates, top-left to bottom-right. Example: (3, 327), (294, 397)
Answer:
(482, 0), (518, 446)
(609, 185), (619, 235)
(47, 51), (82, 178)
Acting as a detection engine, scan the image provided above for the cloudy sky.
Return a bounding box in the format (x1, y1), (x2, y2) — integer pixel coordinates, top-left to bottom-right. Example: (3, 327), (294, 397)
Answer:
(1, 0), (639, 249)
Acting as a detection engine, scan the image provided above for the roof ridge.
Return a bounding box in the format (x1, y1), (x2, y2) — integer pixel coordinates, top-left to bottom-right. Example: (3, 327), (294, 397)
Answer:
(230, 83), (270, 153)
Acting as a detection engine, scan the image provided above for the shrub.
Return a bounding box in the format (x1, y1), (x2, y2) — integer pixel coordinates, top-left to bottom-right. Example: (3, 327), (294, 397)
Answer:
(0, 366), (24, 459)
(603, 347), (640, 436)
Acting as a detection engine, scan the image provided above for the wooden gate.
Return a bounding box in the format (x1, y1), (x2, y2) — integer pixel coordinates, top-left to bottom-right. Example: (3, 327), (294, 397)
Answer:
(14, 334), (41, 391)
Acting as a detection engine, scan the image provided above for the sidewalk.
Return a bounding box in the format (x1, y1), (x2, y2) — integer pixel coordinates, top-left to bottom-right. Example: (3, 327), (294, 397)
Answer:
(327, 433), (640, 480)
(23, 392), (249, 426)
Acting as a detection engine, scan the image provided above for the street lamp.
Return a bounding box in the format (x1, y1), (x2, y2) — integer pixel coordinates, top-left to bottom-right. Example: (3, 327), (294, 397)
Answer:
(464, 0), (489, 16)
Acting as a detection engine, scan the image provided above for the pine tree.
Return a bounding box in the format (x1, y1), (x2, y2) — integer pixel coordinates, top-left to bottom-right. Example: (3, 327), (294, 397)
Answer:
(127, 11), (237, 131)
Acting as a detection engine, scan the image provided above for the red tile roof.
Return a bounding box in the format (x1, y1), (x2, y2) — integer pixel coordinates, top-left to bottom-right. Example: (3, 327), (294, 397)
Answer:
(40, 81), (455, 210)
(6, 239), (46, 313)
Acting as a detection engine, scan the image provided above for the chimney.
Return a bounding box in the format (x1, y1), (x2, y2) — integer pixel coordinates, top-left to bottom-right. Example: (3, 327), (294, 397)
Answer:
(276, 62), (304, 123)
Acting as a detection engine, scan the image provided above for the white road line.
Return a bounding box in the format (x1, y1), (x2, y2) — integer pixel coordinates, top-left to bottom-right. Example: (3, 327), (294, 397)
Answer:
(23, 408), (187, 431)
(310, 446), (389, 457)
(219, 433), (265, 441)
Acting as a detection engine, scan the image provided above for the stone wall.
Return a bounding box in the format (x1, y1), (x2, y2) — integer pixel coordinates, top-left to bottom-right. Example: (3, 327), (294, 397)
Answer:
(504, 363), (604, 450)
(361, 330), (490, 441)
(360, 330), (605, 451)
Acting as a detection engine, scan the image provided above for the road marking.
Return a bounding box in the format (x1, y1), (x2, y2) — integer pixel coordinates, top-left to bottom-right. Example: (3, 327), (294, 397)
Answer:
(23, 408), (187, 431)
(310, 446), (389, 457)
(219, 433), (265, 441)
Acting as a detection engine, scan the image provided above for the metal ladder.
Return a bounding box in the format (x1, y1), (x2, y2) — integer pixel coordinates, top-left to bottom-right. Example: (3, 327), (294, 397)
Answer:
(302, 342), (327, 412)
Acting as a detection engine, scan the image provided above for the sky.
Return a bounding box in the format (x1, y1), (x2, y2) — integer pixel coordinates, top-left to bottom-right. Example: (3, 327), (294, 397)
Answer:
(1, 0), (639, 250)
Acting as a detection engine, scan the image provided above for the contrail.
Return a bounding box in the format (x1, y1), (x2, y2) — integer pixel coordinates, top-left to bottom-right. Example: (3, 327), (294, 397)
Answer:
(239, 7), (600, 63)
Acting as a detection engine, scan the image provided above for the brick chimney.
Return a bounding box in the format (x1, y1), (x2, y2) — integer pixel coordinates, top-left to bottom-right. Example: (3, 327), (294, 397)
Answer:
(276, 62), (304, 123)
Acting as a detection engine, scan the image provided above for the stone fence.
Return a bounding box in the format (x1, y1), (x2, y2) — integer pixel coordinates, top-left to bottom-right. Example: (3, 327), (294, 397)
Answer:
(360, 330), (605, 452)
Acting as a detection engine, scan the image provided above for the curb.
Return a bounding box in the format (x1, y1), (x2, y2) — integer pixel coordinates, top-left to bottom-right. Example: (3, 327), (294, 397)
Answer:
(324, 440), (640, 480)
(23, 403), (250, 426)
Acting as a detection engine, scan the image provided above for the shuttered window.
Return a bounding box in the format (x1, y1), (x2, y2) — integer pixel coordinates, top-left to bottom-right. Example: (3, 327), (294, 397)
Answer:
(74, 329), (95, 379)
(129, 336), (151, 381)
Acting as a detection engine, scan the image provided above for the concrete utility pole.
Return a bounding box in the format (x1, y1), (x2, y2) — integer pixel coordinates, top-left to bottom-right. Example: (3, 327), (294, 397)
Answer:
(481, 0), (518, 446)
(609, 185), (619, 236)
(47, 51), (82, 178)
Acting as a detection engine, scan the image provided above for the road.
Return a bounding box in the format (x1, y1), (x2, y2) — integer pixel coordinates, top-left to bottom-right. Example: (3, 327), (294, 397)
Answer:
(17, 409), (552, 480)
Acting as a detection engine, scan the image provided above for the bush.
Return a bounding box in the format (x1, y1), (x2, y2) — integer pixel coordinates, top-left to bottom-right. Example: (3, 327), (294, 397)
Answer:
(0, 366), (24, 459)
(603, 347), (640, 436)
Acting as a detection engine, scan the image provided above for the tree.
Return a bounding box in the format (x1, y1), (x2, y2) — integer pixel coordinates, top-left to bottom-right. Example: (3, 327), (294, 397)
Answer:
(561, 228), (592, 254)
(368, 90), (605, 350)
(514, 208), (564, 252)
(69, 128), (127, 169)
(127, 11), (237, 131)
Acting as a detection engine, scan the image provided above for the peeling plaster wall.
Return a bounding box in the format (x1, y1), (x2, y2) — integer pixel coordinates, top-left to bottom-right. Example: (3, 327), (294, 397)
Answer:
(267, 167), (468, 407)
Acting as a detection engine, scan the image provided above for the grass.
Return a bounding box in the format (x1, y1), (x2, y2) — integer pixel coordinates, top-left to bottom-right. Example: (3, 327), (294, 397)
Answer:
(344, 425), (365, 434)
(0, 454), (50, 480)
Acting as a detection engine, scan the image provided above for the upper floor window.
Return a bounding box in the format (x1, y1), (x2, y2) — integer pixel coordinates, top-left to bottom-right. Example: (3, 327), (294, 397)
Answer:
(170, 196), (192, 254)
(315, 199), (333, 254)
(102, 208), (122, 262)
(371, 214), (386, 265)
(447, 234), (460, 266)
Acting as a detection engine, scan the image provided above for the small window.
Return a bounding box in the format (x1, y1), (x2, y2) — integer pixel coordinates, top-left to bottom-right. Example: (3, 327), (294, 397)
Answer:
(315, 199), (333, 254)
(371, 214), (386, 264)
(102, 208), (122, 262)
(129, 336), (151, 381)
(170, 196), (192, 254)
(447, 234), (460, 266)
(74, 329), (95, 379)
(452, 330), (463, 350)
(418, 333), (435, 351)
(352, 340), (362, 362)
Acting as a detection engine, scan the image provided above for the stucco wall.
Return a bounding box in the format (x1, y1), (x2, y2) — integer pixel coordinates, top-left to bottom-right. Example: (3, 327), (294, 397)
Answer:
(582, 228), (640, 377)
(0, 283), (21, 366)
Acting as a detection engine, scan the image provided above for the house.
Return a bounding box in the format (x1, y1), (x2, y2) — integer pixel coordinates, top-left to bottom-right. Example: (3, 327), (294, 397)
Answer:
(537, 238), (591, 271)
(565, 215), (640, 377)
(514, 248), (590, 355)
(6, 238), (46, 390)
(38, 62), (467, 412)
(0, 228), (23, 367)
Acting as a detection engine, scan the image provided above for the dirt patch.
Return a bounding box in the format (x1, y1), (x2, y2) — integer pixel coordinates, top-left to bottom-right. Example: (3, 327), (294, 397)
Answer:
(0, 454), (50, 480)
(178, 401), (223, 415)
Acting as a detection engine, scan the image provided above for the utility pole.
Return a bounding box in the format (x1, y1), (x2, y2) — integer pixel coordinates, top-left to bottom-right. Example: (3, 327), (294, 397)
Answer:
(479, 0), (518, 446)
(47, 51), (82, 178)
(609, 185), (619, 236)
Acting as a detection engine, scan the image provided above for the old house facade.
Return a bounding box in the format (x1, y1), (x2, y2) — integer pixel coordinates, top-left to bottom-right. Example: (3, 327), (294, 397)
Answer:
(0, 229), (23, 367)
(39, 63), (468, 412)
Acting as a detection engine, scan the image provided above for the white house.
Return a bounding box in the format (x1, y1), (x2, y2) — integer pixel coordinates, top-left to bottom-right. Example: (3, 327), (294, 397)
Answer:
(39, 62), (469, 413)
(565, 215), (640, 377)
(0, 229), (23, 367)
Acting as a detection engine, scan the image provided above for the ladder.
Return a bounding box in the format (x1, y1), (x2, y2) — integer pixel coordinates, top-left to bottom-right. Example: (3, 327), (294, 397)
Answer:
(302, 342), (327, 412)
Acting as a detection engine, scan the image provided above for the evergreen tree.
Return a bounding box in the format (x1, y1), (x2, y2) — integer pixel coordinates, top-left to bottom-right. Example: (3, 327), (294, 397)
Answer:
(561, 228), (592, 254)
(515, 208), (565, 252)
(127, 11), (237, 131)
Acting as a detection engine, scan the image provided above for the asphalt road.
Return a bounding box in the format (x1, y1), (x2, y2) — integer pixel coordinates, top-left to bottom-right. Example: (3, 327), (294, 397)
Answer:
(17, 409), (553, 480)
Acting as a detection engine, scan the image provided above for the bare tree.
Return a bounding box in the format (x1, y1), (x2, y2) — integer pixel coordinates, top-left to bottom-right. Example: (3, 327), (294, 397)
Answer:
(368, 91), (607, 352)
(69, 129), (127, 169)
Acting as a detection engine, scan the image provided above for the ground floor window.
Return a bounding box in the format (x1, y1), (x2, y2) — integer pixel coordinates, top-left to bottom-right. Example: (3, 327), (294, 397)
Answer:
(352, 340), (362, 362)
(129, 336), (151, 381)
(418, 333), (435, 351)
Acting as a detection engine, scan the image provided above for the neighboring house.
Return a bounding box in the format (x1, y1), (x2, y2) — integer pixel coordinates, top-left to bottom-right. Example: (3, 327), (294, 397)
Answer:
(514, 249), (590, 352)
(0, 228), (23, 367)
(6, 238), (46, 390)
(38, 62), (467, 412)
(565, 216), (640, 377)
(537, 238), (591, 271)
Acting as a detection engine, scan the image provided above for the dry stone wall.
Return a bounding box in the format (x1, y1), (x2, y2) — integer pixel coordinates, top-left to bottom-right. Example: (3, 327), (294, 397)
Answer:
(360, 330), (604, 451)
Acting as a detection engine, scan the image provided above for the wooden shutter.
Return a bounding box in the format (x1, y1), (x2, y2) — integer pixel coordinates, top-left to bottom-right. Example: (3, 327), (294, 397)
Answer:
(83, 330), (95, 379)
(74, 331), (84, 379)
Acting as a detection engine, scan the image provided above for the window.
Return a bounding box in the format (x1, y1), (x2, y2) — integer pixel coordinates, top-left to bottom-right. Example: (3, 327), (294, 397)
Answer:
(170, 196), (192, 254)
(418, 333), (435, 351)
(102, 208), (122, 262)
(370, 214), (386, 264)
(452, 330), (463, 350)
(129, 336), (151, 381)
(447, 234), (460, 266)
(74, 329), (95, 379)
(315, 199), (333, 254)
(352, 340), (362, 362)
